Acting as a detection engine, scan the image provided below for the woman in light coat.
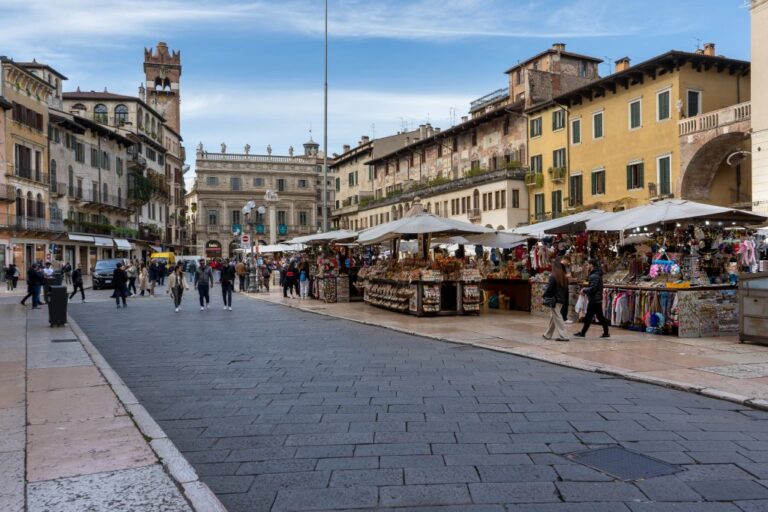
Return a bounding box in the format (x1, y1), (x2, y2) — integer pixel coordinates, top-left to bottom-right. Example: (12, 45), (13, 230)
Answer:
(139, 264), (149, 296)
(167, 263), (189, 312)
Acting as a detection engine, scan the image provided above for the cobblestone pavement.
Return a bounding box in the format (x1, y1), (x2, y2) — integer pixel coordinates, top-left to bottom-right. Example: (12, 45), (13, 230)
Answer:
(71, 292), (768, 511)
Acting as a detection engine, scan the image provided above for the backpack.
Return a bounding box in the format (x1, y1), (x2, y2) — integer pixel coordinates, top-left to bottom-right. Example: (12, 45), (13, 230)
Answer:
(300, 270), (307, 282)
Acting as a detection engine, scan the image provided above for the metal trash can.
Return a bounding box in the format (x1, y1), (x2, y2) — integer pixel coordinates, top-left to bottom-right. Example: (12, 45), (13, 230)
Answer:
(48, 285), (68, 327)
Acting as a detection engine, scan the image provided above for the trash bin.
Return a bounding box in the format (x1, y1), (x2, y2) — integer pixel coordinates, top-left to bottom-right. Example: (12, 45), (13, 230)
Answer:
(48, 285), (68, 327)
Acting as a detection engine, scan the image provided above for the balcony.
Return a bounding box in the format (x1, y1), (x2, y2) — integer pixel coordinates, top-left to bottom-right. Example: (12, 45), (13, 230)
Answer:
(63, 220), (114, 236)
(0, 185), (15, 202)
(679, 101), (751, 136)
(0, 215), (64, 233)
(549, 167), (566, 183)
(469, 88), (510, 113)
(525, 172), (544, 188)
(467, 208), (482, 223)
(50, 181), (67, 197)
(9, 168), (49, 186)
(128, 152), (147, 171)
(76, 188), (133, 212)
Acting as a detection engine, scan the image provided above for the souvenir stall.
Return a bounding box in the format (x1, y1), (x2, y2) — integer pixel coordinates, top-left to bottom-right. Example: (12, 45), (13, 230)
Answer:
(355, 202), (492, 316)
(559, 200), (768, 338)
(288, 230), (358, 304)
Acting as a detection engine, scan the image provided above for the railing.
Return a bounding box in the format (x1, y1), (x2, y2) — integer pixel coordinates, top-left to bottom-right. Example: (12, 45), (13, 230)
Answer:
(0, 215), (64, 232)
(128, 153), (147, 169)
(0, 185), (15, 202)
(50, 181), (67, 197)
(76, 188), (130, 210)
(10, 169), (49, 185)
(525, 172), (544, 187)
(467, 208), (482, 223)
(549, 167), (567, 182)
(469, 88), (509, 112)
(679, 101), (751, 136)
(65, 222), (114, 236)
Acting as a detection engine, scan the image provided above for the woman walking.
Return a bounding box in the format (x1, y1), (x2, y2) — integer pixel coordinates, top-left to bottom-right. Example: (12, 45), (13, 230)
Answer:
(299, 260), (310, 299)
(167, 264), (188, 312)
(542, 261), (570, 342)
(220, 259), (235, 310)
(126, 261), (138, 296)
(139, 264), (149, 296)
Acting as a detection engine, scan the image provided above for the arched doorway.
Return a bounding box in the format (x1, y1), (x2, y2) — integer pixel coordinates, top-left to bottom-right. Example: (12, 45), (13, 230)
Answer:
(228, 240), (239, 258)
(680, 132), (751, 204)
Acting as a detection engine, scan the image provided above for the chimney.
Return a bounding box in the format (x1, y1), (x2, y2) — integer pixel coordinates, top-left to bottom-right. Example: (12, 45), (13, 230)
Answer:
(343, 144), (351, 153)
(703, 43), (715, 56)
(552, 43), (566, 52)
(695, 49), (704, 55)
(615, 57), (631, 72)
(426, 123), (434, 137)
(419, 124), (426, 140)
(461, 115), (468, 123)
(360, 135), (370, 145)
(434, 127), (441, 134)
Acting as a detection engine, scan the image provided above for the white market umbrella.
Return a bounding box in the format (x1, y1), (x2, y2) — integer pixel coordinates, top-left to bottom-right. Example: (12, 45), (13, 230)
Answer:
(287, 229), (357, 245)
(251, 243), (305, 254)
(434, 232), (527, 249)
(356, 213), (492, 245)
(508, 210), (607, 238)
(585, 199), (767, 232)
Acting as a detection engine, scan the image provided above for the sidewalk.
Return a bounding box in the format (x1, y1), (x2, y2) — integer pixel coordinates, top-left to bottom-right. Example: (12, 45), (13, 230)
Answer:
(250, 290), (768, 409)
(0, 304), (225, 511)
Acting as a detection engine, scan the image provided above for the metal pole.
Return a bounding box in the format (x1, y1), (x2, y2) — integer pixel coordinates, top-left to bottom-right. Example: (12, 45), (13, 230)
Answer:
(322, 0), (329, 232)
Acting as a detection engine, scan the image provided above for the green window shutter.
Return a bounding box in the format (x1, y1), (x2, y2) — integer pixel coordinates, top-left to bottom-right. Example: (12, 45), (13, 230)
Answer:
(638, 162), (644, 188)
(626, 165), (632, 190)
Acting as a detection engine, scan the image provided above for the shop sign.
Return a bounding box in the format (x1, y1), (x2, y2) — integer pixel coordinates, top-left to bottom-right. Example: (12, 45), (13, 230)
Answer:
(256, 224), (265, 234)
(278, 224), (288, 235)
(205, 240), (222, 254)
(232, 223), (241, 235)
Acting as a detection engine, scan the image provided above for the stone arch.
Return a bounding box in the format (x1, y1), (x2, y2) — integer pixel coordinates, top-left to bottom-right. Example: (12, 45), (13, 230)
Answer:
(496, 225), (505, 230)
(680, 131), (749, 201)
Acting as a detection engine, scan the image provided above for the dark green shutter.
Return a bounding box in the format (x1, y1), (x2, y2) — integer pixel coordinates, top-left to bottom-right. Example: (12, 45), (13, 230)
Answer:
(638, 163), (644, 188)
(626, 165), (632, 190)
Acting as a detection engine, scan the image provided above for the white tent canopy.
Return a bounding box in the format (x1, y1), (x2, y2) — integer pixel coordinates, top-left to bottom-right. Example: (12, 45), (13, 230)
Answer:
(585, 199), (767, 232)
(508, 210), (608, 237)
(433, 232), (528, 249)
(356, 213), (493, 245)
(287, 230), (357, 245)
(250, 243), (305, 254)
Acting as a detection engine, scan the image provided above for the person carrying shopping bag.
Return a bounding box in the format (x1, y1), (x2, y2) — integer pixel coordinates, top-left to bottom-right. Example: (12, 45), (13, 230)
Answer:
(167, 264), (189, 313)
(542, 261), (570, 342)
(574, 258), (610, 339)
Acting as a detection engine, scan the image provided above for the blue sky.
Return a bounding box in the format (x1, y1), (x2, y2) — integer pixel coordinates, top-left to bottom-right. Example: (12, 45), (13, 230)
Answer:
(0, 0), (753, 179)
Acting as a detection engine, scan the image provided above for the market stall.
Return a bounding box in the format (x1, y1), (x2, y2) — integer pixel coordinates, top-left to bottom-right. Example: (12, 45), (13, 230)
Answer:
(287, 230), (359, 303)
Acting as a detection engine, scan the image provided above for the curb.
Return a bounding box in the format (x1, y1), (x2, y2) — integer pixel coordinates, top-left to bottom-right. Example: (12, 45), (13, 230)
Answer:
(247, 294), (768, 413)
(68, 315), (227, 512)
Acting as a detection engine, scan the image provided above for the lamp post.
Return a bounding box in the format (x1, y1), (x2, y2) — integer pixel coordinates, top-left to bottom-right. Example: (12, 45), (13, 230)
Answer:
(244, 201), (267, 293)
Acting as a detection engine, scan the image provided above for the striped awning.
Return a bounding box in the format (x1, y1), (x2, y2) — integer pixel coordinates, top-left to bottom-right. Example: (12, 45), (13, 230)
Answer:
(93, 236), (114, 247)
(68, 234), (95, 243)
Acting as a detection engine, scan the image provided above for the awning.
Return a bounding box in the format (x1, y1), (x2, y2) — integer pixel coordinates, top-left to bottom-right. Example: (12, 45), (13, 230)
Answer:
(93, 236), (114, 247)
(67, 234), (95, 243)
(114, 238), (133, 250)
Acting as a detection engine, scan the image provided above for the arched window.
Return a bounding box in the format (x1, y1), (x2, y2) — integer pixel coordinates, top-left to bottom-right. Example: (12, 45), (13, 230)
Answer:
(164, 78), (171, 91)
(473, 189), (480, 210)
(137, 109), (143, 129)
(26, 192), (34, 220)
(72, 103), (87, 112)
(154, 77), (162, 90)
(114, 104), (128, 126)
(150, 117), (156, 135)
(144, 113), (149, 130)
(36, 193), (44, 219)
(94, 104), (108, 124)
(68, 165), (74, 196)
(103, 183), (108, 203)
(15, 189), (24, 218)
(50, 159), (57, 193)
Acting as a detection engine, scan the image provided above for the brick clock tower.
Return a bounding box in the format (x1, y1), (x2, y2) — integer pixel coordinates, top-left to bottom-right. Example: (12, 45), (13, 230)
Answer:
(143, 42), (181, 133)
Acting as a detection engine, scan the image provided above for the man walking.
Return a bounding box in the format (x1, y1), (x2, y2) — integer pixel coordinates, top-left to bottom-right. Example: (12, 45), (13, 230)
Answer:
(236, 259), (247, 292)
(69, 264), (86, 302)
(194, 259), (213, 310)
(113, 262), (128, 308)
(220, 258), (235, 310)
(574, 259), (610, 339)
(20, 263), (43, 309)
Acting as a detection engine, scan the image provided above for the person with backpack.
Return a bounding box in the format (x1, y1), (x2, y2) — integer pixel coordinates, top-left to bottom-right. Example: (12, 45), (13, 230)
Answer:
(194, 259), (214, 310)
(186, 259), (197, 285)
(574, 258), (610, 339)
(69, 264), (86, 302)
(220, 258), (235, 310)
(299, 260), (310, 299)
(542, 261), (570, 342)
(261, 263), (271, 292)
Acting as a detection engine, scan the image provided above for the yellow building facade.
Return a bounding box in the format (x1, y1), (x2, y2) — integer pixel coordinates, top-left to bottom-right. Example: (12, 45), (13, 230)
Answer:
(529, 48), (751, 218)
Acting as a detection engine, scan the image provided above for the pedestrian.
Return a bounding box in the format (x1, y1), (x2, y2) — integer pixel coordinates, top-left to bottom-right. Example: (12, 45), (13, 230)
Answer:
(236, 259), (247, 292)
(148, 260), (158, 296)
(261, 263), (271, 292)
(61, 261), (71, 285)
(20, 263), (43, 309)
(186, 258), (197, 285)
(195, 259), (213, 311)
(574, 258), (610, 338)
(212, 258), (221, 284)
(167, 264), (188, 313)
(283, 262), (296, 298)
(560, 256), (573, 324)
(158, 260), (167, 286)
(11, 264), (19, 290)
(219, 258), (235, 310)
(126, 261), (138, 296)
(4, 264), (14, 291)
(139, 264), (149, 296)
(542, 261), (570, 342)
(299, 260), (310, 299)
(69, 264), (86, 302)
(113, 262), (128, 308)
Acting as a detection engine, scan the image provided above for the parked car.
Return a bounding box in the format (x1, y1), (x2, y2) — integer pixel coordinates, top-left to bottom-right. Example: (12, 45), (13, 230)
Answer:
(92, 258), (129, 290)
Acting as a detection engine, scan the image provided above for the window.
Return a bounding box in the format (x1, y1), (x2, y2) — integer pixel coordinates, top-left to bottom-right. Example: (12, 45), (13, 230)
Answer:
(11, 102), (43, 131)
(579, 60), (588, 78)
(68, 166), (74, 196)
(52, 127), (60, 143)
(277, 178), (286, 192)
(207, 209), (218, 225)
(14, 144), (31, 177)
(299, 179), (308, 188)
(503, 118), (510, 135)
(553, 148), (566, 169)
(102, 183), (108, 202)
(299, 211), (308, 226)
(101, 151), (110, 170)
(76, 178), (83, 199)
(92, 182), (98, 202)
(571, 118), (581, 145)
(231, 210), (241, 225)
(461, 197), (467, 214)
(231, 177), (241, 191)
(629, 99), (642, 129)
(687, 90), (701, 117)
(470, 159), (480, 171)
(500, 190), (506, 208)
(90, 148), (98, 168)
(206, 176), (219, 186)
(114, 104), (128, 126)
(277, 210), (287, 225)
(512, 189), (519, 208)
(437, 144), (443, 157)
(591, 168), (606, 195)
(94, 104), (108, 124)
(593, 111), (604, 139)
(158, 153), (164, 166)
(253, 177), (264, 187)
(552, 109), (565, 131)
(50, 160), (57, 190)
(146, 147), (156, 162)
(348, 172), (356, 186)
(530, 155), (543, 173)
(529, 117), (542, 138)
(482, 193), (487, 211)
(657, 155), (672, 196)
(534, 193), (545, 220)
(452, 137), (458, 152)
(75, 142), (85, 163)
(494, 191), (500, 209)
(471, 131), (478, 146)
(626, 161), (644, 190)
(116, 157), (123, 176)
(551, 190), (562, 218)
(657, 89), (671, 121)
(569, 174), (583, 207)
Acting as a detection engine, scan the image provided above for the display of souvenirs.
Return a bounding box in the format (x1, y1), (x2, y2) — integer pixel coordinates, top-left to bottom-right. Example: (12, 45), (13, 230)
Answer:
(463, 284), (481, 312)
(365, 282), (414, 312)
(460, 268), (482, 282)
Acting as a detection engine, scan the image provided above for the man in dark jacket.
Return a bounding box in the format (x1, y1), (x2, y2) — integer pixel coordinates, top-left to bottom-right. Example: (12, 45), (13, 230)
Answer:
(20, 263), (43, 308)
(574, 259), (610, 338)
(113, 262), (128, 308)
(220, 258), (235, 310)
(69, 264), (86, 302)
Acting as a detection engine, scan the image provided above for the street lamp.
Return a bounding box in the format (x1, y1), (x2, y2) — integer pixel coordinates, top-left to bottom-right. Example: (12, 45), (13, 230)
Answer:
(243, 201), (267, 292)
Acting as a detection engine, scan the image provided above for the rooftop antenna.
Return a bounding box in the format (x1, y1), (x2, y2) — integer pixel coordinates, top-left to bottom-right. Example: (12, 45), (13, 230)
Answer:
(695, 38), (702, 50)
(370, 123), (376, 139)
(603, 56), (613, 75)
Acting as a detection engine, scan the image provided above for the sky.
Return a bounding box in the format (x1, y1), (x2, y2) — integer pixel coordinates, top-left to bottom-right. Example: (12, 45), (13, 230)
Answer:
(0, 0), (753, 184)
